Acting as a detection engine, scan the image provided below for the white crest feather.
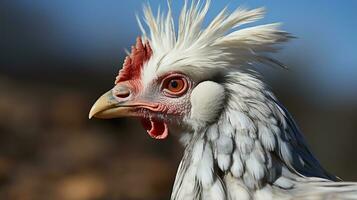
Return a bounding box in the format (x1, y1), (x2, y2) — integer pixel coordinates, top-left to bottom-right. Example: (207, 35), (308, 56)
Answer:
(138, 0), (291, 84)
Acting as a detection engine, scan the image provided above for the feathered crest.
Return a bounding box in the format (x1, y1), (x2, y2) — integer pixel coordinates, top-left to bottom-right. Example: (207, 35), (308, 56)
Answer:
(137, 0), (291, 81)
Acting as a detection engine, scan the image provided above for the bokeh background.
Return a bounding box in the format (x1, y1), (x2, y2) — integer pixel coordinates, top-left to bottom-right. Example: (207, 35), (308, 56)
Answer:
(1, 0), (356, 199)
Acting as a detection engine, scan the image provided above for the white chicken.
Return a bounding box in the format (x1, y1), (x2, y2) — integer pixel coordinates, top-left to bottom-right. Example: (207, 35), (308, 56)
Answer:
(89, 1), (357, 199)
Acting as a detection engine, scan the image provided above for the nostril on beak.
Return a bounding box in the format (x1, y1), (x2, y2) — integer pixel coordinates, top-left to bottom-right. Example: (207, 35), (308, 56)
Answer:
(113, 85), (132, 99)
(115, 90), (130, 99)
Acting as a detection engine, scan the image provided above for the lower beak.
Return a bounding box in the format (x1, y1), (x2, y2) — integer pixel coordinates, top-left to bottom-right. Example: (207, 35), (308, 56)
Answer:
(89, 90), (135, 119)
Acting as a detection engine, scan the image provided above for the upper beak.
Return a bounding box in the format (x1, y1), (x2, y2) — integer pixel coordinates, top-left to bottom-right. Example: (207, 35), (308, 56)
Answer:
(89, 90), (135, 119)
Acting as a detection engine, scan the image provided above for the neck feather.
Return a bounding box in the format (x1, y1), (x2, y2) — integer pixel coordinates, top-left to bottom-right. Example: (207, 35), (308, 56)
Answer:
(171, 72), (336, 200)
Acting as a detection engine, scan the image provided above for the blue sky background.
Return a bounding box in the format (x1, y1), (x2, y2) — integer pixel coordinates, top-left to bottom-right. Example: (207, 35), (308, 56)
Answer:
(2, 0), (357, 102)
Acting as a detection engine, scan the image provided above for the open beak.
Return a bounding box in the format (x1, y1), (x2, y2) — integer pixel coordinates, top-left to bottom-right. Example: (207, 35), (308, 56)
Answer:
(89, 90), (135, 119)
(89, 88), (170, 139)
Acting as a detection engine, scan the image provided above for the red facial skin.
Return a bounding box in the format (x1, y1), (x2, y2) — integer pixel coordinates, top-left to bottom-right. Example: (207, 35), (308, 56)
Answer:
(114, 74), (190, 139)
(113, 37), (190, 139)
(114, 74), (190, 116)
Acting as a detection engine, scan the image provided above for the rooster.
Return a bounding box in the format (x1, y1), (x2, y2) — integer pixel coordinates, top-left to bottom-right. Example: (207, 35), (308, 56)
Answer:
(89, 1), (357, 199)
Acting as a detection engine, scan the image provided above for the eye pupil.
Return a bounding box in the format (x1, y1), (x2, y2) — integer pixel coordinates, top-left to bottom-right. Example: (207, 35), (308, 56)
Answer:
(170, 80), (178, 88)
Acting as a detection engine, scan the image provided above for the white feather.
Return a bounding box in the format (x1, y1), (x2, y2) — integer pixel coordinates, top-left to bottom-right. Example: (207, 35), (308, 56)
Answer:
(231, 150), (244, 178)
(204, 179), (226, 200)
(225, 174), (251, 200)
(197, 142), (214, 188)
(216, 135), (233, 155)
(217, 153), (231, 171)
(207, 124), (219, 141)
(138, 0), (290, 84)
(258, 122), (276, 151)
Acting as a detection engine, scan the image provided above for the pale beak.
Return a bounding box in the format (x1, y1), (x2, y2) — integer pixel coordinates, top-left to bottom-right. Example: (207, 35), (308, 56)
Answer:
(89, 90), (135, 119)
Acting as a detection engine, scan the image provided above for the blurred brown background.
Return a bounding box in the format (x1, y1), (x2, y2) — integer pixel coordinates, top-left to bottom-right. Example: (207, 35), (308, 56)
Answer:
(0, 1), (356, 200)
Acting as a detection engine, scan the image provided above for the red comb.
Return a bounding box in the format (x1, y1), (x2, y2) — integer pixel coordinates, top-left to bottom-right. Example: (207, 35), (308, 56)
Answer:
(115, 37), (152, 84)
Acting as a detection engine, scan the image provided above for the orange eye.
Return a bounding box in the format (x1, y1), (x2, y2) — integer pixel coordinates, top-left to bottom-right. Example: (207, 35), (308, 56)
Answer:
(167, 79), (184, 92)
(162, 75), (188, 96)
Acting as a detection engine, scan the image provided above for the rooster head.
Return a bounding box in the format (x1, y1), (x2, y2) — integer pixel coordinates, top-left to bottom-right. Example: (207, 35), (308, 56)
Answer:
(89, 0), (289, 140)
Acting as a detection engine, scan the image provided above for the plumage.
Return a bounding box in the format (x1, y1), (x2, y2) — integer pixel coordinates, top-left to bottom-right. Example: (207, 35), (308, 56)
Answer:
(89, 1), (357, 199)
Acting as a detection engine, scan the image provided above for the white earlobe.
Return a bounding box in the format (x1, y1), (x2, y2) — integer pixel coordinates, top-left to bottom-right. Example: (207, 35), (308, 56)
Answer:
(190, 81), (226, 129)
